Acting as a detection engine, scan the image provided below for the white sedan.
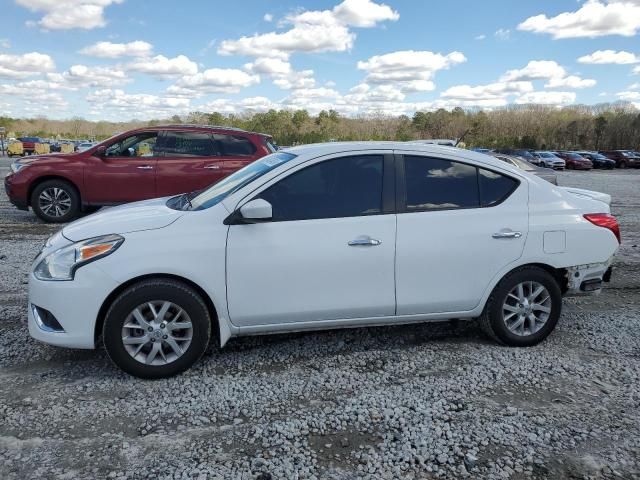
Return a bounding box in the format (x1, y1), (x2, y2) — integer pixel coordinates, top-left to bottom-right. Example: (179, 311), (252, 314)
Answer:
(28, 142), (620, 378)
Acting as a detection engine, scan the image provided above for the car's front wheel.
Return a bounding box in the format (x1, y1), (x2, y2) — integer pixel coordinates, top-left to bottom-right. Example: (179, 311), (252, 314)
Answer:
(103, 279), (211, 378)
(31, 179), (81, 223)
(480, 266), (562, 346)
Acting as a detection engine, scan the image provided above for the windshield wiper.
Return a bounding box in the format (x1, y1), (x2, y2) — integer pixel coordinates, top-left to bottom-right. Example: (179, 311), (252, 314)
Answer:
(179, 192), (193, 211)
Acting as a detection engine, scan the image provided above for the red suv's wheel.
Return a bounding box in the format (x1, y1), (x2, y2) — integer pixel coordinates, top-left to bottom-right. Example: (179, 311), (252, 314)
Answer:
(31, 179), (81, 223)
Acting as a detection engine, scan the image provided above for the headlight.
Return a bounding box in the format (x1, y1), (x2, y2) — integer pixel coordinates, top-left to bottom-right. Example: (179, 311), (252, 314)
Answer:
(34, 234), (124, 281)
(10, 162), (29, 174)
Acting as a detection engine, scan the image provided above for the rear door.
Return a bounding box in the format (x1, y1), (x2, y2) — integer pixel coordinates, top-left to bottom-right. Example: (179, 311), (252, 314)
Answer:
(155, 130), (226, 197)
(84, 131), (159, 204)
(395, 152), (528, 315)
(212, 133), (263, 178)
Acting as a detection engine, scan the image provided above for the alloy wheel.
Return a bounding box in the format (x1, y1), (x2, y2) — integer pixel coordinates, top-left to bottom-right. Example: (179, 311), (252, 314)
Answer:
(501, 281), (552, 337)
(121, 301), (193, 365)
(38, 187), (72, 218)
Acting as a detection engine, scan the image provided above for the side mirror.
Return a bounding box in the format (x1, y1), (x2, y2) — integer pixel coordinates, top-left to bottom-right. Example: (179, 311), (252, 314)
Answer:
(224, 199), (272, 225)
(95, 145), (106, 157)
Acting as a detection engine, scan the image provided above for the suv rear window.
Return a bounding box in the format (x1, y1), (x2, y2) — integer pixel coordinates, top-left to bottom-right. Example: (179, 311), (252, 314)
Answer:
(212, 134), (256, 156)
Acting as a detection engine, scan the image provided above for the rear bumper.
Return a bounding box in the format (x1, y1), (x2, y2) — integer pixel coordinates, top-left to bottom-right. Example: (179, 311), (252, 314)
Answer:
(565, 261), (613, 296)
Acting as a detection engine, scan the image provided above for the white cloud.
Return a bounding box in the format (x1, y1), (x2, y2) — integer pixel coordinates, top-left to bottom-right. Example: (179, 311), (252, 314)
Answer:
(174, 68), (260, 94)
(545, 75), (596, 89)
(474, 34), (486, 40)
(501, 60), (567, 81)
(0, 51), (55, 78)
(128, 55), (198, 78)
(616, 90), (640, 101)
(218, 0), (398, 59)
(357, 50), (465, 91)
(79, 40), (153, 58)
(47, 64), (129, 88)
(578, 49), (640, 64)
(634, 65), (640, 74)
(245, 57), (316, 90)
(263, 13), (273, 22)
(86, 88), (191, 119)
(515, 91), (577, 105)
(16, 0), (124, 30)
(517, 0), (640, 39)
(441, 81), (534, 101)
(0, 39), (10, 49)
(501, 60), (595, 89)
(494, 28), (510, 40)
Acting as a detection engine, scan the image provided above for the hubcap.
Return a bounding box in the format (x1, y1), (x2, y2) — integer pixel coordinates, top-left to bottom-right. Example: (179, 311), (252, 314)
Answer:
(121, 301), (193, 365)
(502, 281), (552, 336)
(39, 187), (71, 218)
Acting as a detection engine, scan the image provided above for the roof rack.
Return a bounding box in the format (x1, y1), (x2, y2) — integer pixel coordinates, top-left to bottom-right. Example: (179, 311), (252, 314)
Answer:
(160, 124), (247, 132)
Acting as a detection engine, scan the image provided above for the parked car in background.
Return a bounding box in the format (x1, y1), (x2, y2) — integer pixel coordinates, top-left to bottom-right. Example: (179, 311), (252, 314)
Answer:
(493, 149), (539, 165)
(599, 150), (640, 168)
(17, 137), (41, 155)
(27, 142), (619, 377)
(411, 139), (458, 146)
(471, 147), (491, 153)
(574, 151), (615, 169)
(532, 151), (565, 169)
(76, 142), (97, 152)
(490, 153), (558, 185)
(554, 151), (593, 170)
(5, 125), (275, 223)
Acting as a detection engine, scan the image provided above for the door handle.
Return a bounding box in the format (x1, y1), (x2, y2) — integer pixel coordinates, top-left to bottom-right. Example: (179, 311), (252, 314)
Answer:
(136, 165), (153, 170)
(492, 230), (522, 239)
(348, 236), (382, 247)
(203, 165), (220, 170)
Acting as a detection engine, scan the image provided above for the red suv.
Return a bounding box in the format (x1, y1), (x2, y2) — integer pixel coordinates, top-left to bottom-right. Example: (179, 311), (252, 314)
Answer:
(5, 125), (275, 222)
(599, 150), (640, 168)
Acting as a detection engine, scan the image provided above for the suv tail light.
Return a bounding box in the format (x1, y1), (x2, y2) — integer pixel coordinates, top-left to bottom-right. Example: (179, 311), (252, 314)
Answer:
(583, 213), (621, 244)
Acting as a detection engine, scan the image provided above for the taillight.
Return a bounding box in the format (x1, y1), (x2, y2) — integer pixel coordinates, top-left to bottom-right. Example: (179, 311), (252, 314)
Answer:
(584, 213), (621, 244)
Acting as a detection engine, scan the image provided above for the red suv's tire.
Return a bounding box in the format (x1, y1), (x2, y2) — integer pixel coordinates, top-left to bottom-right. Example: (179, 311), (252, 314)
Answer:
(31, 179), (81, 223)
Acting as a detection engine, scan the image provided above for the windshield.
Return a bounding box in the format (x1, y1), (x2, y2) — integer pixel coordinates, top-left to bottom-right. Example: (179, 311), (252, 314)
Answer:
(537, 152), (554, 158)
(589, 153), (607, 160)
(515, 150), (534, 158)
(566, 153), (584, 160)
(188, 151), (297, 210)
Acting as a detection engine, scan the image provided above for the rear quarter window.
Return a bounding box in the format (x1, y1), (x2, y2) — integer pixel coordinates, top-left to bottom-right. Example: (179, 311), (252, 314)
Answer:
(478, 168), (519, 207)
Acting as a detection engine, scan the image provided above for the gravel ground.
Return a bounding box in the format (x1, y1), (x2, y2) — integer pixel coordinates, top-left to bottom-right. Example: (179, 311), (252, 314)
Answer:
(1, 155), (639, 480)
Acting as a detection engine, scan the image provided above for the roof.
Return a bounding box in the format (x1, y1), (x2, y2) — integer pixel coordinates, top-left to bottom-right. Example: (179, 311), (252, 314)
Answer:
(284, 141), (519, 174)
(158, 124), (272, 137)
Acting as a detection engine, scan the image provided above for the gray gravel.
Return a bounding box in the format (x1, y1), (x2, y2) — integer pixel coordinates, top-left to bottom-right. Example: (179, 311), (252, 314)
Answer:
(1, 155), (639, 479)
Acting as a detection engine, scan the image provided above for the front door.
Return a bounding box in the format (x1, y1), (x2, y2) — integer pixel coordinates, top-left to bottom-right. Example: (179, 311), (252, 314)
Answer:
(85, 131), (158, 204)
(226, 153), (397, 327)
(395, 153), (529, 314)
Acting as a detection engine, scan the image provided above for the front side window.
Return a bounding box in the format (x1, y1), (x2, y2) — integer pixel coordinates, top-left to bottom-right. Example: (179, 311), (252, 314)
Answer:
(259, 155), (384, 221)
(212, 134), (256, 156)
(159, 131), (217, 157)
(404, 156), (518, 211)
(106, 132), (158, 157)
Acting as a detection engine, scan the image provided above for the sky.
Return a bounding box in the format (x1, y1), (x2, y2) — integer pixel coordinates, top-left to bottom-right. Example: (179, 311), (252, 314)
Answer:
(1, 0), (640, 121)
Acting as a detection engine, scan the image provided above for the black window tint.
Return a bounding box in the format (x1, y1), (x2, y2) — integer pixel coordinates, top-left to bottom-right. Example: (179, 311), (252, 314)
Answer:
(260, 155), (383, 221)
(478, 168), (518, 207)
(404, 156), (479, 210)
(213, 134), (256, 156)
(159, 131), (217, 157)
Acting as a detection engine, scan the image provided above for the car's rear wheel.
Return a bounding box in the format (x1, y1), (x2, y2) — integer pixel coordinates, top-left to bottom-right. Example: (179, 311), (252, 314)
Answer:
(480, 266), (562, 346)
(103, 279), (211, 378)
(618, 161), (627, 169)
(31, 179), (81, 223)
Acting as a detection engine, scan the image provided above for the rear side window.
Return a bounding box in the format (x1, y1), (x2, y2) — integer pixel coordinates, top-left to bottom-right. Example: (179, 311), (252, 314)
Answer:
(404, 156), (479, 210)
(212, 134), (256, 156)
(160, 131), (217, 157)
(403, 156), (518, 211)
(260, 155), (384, 221)
(478, 168), (518, 206)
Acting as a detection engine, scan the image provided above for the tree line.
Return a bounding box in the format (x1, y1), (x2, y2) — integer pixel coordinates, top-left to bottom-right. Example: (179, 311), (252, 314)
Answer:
(2, 102), (639, 150)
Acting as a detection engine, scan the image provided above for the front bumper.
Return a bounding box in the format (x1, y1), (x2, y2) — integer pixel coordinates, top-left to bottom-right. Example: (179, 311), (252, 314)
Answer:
(28, 264), (120, 349)
(4, 175), (29, 210)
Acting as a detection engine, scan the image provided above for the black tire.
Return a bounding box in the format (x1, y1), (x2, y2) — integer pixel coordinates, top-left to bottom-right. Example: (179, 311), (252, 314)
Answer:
(479, 266), (562, 347)
(103, 279), (211, 379)
(618, 161), (627, 169)
(31, 179), (81, 223)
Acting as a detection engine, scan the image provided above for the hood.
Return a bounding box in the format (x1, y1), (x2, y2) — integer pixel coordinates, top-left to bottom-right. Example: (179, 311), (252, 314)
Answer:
(62, 197), (183, 241)
(560, 187), (611, 206)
